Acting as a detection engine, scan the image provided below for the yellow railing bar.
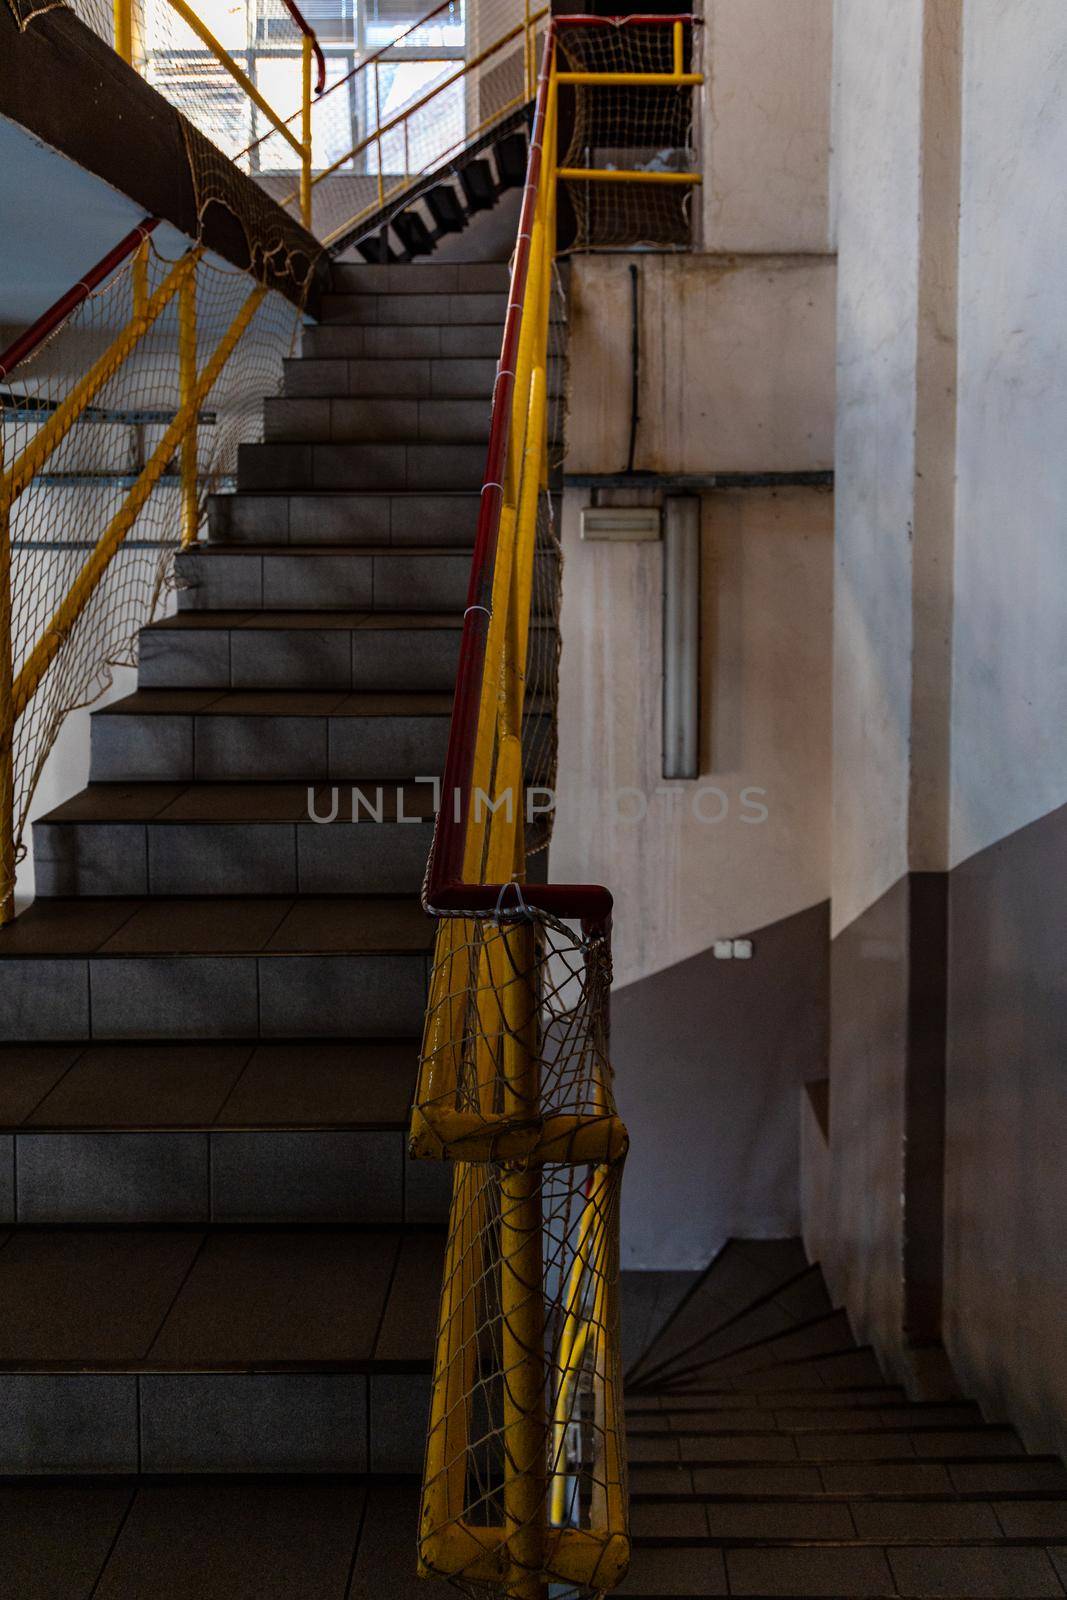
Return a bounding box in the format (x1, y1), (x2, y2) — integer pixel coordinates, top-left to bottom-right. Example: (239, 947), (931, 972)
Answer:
(10, 285), (266, 726)
(2, 253), (199, 509)
(673, 17), (683, 76)
(305, 13), (548, 197)
(554, 70), (702, 86)
(163, 0), (304, 157)
(300, 33), (314, 229)
(557, 167), (702, 185)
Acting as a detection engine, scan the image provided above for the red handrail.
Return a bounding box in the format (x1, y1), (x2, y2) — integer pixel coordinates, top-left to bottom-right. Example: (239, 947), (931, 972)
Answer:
(0, 218), (160, 384)
(423, 21), (613, 929)
(280, 0), (327, 94)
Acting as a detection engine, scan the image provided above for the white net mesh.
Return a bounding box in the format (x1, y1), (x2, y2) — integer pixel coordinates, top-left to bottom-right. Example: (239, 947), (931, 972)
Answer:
(0, 241), (300, 910)
(557, 20), (699, 250)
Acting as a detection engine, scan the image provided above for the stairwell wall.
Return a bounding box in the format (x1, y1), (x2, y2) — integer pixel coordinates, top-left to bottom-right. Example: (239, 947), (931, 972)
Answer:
(551, 0), (836, 1270)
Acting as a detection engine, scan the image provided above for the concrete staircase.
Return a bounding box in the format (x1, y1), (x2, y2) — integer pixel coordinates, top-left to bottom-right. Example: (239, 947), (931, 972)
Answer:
(620, 1240), (1067, 1597)
(0, 261), (523, 1483)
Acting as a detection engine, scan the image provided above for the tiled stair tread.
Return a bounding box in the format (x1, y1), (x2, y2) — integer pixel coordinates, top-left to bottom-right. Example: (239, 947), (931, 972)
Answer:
(627, 1239), (810, 1383)
(186, 543), (483, 557)
(627, 1388), (909, 1411)
(331, 262), (511, 290)
(94, 688), (455, 716)
(37, 782), (438, 825)
(637, 1266), (833, 1387)
(0, 894), (433, 957)
(656, 1307), (856, 1378)
(146, 609), (470, 632)
(0, 1477), (421, 1600)
(0, 1226), (442, 1369)
(0, 1039), (418, 1130)
(628, 1403), (984, 1433)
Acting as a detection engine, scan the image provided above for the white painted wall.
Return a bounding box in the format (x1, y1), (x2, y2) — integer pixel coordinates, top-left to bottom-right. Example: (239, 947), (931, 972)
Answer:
(551, 487), (833, 989)
(700, 0), (834, 253)
(565, 254), (836, 479)
(829, 0), (923, 938)
(948, 0), (1067, 870)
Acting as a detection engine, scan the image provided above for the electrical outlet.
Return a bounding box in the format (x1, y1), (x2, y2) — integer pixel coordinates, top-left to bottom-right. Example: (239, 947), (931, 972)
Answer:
(733, 939), (753, 959)
(713, 940), (733, 960)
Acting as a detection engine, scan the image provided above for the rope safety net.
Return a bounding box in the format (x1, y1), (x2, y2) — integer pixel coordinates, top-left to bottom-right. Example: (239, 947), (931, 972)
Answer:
(413, 240), (628, 1594)
(556, 19), (699, 249)
(0, 241), (301, 913)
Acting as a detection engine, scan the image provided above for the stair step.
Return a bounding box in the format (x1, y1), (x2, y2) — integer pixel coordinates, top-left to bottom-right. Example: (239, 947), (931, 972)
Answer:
(176, 543), (555, 614)
(283, 354), (499, 399)
(628, 1403), (983, 1435)
(207, 489), (482, 548)
(263, 395), (491, 446)
(318, 290), (508, 326)
(627, 1239), (810, 1387)
(628, 1423), (1024, 1464)
(0, 893), (432, 1041)
(138, 611), (469, 691)
(33, 781), (436, 896)
(635, 1264), (834, 1389)
(627, 1387), (908, 1411)
(0, 1038), (449, 1225)
(329, 262), (510, 293)
(87, 689), (455, 783)
(621, 1537), (1067, 1599)
(0, 1226), (441, 1472)
(0, 1478), (422, 1590)
(302, 321), (503, 359)
(237, 439), (487, 492)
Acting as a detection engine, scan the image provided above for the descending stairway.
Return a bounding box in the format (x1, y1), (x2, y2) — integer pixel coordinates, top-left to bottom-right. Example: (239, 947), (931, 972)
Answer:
(0, 261), (520, 1485)
(620, 1240), (1067, 1597)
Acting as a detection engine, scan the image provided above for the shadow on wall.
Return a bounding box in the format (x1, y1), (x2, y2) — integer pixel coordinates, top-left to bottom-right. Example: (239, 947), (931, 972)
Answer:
(612, 899), (829, 1271)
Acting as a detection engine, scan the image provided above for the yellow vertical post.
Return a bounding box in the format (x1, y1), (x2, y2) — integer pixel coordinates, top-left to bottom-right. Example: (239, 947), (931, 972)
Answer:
(499, 916), (546, 1600)
(673, 19), (683, 77)
(0, 442), (14, 927)
(374, 64), (385, 206)
(178, 265), (199, 547)
(300, 33), (313, 229)
(113, 0), (133, 63)
(131, 240), (149, 320)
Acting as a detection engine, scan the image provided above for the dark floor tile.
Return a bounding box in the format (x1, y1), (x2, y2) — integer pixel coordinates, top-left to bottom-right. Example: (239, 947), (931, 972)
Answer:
(690, 1463), (824, 1494)
(820, 1460), (954, 1494)
(265, 896), (432, 953)
(0, 1376), (138, 1473)
(402, 1152), (452, 1223)
(995, 1502), (1067, 1537)
(347, 1482), (424, 1600)
(887, 1544), (1063, 1598)
(850, 1499), (1002, 1538)
(97, 898), (292, 955)
(257, 952), (426, 1037)
(910, 1427), (1023, 1457)
(951, 1461), (1067, 1494)
(216, 1040), (416, 1126)
(147, 1229), (399, 1364)
(368, 1373), (431, 1472)
(95, 1480), (364, 1599)
(0, 1481), (133, 1599)
(42, 785), (187, 823)
(156, 784), (315, 821)
(140, 1373), (369, 1471)
(676, 1431), (799, 1460)
(0, 1230), (202, 1361)
(16, 1133), (209, 1223)
(0, 899), (141, 955)
(27, 1044), (252, 1127)
(0, 1046), (80, 1125)
(628, 1434), (681, 1462)
(795, 1428), (916, 1459)
(210, 1130), (402, 1222)
(627, 1466), (695, 1493)
(726, 1544), (894, 1596)
(619, 1545), (728, 1595)
(705, 1501), (855, 1538)
(628, 1501), (708, 1536)
(374, 1231), (444, 1361)
(89, 956), (259, 1039)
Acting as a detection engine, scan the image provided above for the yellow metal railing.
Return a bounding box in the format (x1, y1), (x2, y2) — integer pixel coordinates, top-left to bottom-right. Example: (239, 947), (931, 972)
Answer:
(411, 17), (703, 1598)
(111, 0), (318, 229)
(0, 237), (274, 924)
